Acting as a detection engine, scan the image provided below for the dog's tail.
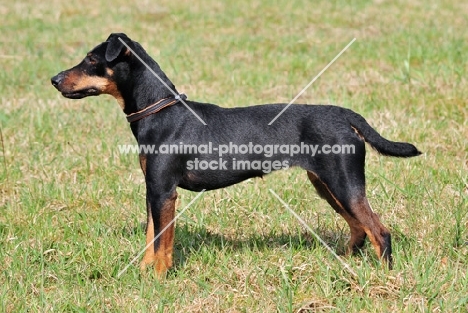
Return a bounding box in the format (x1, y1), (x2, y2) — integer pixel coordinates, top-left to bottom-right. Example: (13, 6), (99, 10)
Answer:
(345, 110), (422, 157)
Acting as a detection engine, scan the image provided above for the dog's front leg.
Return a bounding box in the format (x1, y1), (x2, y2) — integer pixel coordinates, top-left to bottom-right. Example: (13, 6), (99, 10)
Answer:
(139, 191), (178, 278)
(139, 154), (153, 271)
(139, 155), (178, 278)
(141, 190), (177, 278)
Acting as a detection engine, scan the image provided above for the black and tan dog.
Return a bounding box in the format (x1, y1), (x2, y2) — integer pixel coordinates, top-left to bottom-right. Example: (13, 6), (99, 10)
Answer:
(51, 33), (421, 277)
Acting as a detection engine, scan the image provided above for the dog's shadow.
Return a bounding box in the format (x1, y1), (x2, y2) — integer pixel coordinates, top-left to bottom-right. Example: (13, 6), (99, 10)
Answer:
(120, 221), (414, 276)
(171, 223), (350, 270)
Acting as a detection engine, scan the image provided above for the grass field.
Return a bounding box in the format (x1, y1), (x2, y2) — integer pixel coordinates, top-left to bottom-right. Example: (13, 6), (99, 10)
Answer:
(1, 0), (467, 311)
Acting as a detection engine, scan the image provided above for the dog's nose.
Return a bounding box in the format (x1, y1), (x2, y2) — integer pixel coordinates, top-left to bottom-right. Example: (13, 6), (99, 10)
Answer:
(51, 74), (62, 88)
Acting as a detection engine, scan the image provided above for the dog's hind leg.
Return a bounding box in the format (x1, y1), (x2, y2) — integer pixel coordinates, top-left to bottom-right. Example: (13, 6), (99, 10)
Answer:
(306, 171), (367, 253)
(306, 170), (392, 268)
(347, 195), (392, 267)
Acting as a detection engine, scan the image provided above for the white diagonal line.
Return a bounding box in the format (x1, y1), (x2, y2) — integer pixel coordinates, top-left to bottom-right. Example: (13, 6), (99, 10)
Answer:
(268, 189), (357, 277)
(117, 189), (206, 277)
(118, 38), (207, 125)
(268, 38), (356, 125)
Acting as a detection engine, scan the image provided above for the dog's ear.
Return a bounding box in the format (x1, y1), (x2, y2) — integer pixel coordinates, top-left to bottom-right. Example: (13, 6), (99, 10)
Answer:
(105, 33), (131, 62)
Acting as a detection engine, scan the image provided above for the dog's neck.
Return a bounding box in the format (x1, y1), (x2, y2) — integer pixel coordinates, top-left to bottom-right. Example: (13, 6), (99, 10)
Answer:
(126, 94), (186, 124)
(119, 58), (179, 116)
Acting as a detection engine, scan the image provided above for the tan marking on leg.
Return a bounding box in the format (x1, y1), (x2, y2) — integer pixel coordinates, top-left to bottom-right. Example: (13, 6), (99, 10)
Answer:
(153, 191), (177, 278)
(363, 226), (382, 257)
(140, 204), (155, 271)
(139, 154), (154, 271)
(340, 213), (368, 255)
(350, 197), (391, 261)
(307, 171), (367, 254)
(307, 170), (391, 264)
(139, 154), (147, 176)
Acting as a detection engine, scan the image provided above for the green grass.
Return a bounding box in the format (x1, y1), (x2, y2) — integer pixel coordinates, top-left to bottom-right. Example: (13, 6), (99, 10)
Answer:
(1, 0), (467, 311)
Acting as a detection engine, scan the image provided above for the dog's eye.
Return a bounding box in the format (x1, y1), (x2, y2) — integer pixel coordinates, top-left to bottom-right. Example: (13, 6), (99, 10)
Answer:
(87, 56), (97, 65)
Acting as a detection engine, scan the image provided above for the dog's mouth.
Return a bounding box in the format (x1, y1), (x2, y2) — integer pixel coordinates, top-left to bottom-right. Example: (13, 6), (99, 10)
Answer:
(61, 88), (100, 99)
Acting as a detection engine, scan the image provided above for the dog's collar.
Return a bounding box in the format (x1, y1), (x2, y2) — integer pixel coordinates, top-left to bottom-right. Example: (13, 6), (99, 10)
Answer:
(126, 94), (187, 123)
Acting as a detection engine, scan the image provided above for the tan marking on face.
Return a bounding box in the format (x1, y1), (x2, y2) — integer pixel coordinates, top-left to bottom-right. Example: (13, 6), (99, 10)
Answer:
(103, 79), (125, 110)
(70, 75), (108, 91)
(62, 70), (125, 110)
(59, 71), (85, 91)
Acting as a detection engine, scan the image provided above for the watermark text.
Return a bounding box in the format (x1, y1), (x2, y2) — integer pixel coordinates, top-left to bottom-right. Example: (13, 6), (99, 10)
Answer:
(118, 142), (355, 157)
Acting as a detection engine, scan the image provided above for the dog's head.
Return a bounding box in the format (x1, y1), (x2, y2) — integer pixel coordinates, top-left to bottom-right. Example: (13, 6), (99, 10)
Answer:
(50, 33), (140, 108)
